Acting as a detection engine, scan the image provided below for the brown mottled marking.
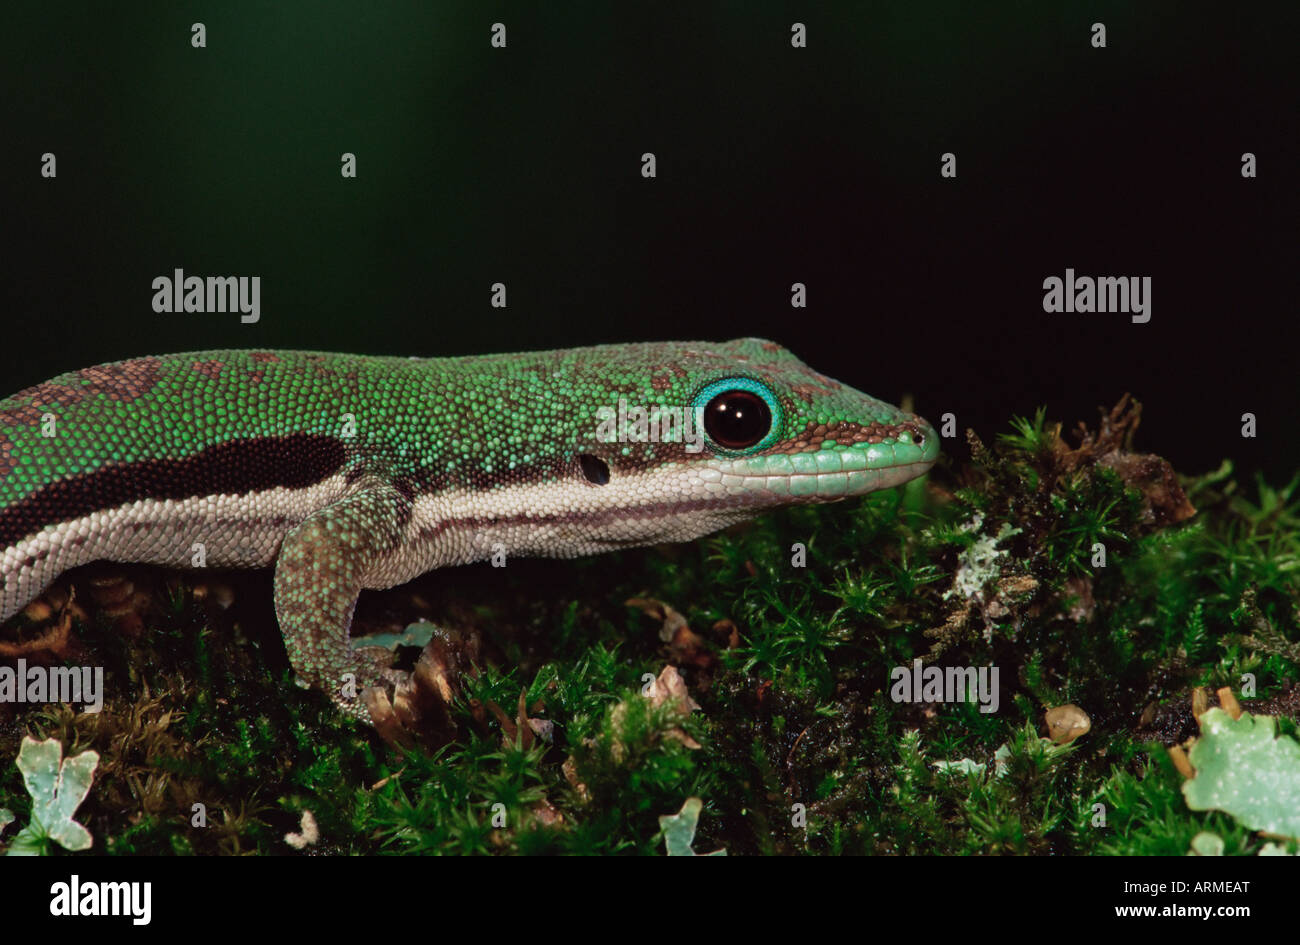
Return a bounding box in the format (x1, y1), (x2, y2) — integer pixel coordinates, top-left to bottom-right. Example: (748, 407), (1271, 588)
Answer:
(0, 434), (14, 480)
(650, 365), (689, 390)
(306, 358), (361, 388)
(244, 352), (282, 385)
(74, 357), (163, 402)
(758, 419), (927, 455)
(0, 358), (162, 429)
(789, 381), (841, 405)
(192, 360), (225, 379)
(0, 402), (42, 427)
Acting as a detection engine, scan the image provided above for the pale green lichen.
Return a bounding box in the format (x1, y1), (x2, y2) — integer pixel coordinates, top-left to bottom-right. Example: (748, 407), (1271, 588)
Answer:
(4, 737), (99, 856)
(659, 797), (725, 856)
(1189, 831), (1224, 856)
(1182, 709), (1300, 841)
(932, 758), (987, 777)
(945, 521), (1022, 602)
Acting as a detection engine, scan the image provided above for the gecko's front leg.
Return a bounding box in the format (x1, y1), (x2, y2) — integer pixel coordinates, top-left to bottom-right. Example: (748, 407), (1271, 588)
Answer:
(272, 480), (413, 724)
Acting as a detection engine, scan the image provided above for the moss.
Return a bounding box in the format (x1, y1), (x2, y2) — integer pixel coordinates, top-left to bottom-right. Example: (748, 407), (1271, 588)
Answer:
(1, 397), (1297, 855)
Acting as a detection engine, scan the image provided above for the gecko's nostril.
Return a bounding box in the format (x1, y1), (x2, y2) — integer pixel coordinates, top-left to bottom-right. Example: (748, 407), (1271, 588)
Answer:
(579, 454), (610, 485)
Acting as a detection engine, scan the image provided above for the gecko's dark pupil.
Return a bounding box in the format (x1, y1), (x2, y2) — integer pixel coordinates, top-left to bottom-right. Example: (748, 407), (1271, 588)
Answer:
(704, 390), (771, 450)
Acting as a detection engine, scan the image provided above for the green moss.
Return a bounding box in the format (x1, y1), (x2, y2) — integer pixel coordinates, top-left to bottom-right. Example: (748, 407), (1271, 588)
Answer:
(1, 400), (1297, 855)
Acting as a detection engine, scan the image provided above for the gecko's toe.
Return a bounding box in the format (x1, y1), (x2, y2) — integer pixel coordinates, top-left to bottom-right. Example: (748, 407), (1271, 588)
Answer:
(363, 685), (411, 747)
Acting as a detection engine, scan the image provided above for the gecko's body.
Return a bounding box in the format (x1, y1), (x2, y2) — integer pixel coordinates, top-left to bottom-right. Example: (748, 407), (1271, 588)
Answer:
(0, 339), (937, 721)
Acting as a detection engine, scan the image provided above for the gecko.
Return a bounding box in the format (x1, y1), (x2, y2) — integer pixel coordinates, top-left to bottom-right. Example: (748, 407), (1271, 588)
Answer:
(0, 339), (938, 726)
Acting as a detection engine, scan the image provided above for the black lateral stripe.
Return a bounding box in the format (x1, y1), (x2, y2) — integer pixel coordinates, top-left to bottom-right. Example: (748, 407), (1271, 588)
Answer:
(0, 433), (348, 550)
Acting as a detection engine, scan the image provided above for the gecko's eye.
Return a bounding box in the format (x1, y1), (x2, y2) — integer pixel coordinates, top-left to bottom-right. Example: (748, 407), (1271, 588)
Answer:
(704, 390), (771, 450)
(694, 377), (782, 454)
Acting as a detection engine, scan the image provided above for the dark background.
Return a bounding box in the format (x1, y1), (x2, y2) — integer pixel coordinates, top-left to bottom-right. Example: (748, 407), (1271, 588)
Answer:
(4, 1), (1296, 480)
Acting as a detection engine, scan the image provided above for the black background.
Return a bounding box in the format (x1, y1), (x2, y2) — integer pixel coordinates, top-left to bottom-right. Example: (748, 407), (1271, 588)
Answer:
(4, 1), (1296, 480)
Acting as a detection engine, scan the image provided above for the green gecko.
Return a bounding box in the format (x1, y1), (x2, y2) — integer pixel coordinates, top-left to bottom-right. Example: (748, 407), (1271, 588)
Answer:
(0, 339), (938, 724)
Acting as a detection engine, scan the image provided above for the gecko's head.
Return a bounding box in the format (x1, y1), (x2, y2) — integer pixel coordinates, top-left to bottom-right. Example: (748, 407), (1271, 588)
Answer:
(558, 337), (939, 550)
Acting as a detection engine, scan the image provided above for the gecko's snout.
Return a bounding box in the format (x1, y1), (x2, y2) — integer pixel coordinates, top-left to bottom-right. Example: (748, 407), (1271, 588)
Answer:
(910, 415), (941, 467)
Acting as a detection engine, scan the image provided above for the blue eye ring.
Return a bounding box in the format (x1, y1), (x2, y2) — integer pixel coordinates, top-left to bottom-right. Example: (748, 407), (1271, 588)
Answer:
(692, 377), (783, 455)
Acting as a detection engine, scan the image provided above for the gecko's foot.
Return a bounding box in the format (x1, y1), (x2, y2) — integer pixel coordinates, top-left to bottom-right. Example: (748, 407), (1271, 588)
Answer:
(362, 626), (483, 748)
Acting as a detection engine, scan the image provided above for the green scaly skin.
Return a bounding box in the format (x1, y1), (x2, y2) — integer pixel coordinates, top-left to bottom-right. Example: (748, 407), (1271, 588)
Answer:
(0, 339), (938, 723)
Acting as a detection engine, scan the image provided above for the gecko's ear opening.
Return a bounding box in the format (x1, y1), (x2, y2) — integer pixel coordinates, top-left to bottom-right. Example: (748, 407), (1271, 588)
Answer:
(579, 454), (610, 485)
